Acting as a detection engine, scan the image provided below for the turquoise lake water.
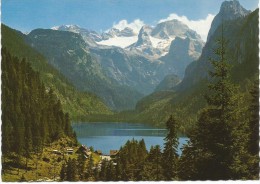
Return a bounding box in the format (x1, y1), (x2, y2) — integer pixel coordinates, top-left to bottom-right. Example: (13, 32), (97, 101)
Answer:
(72, 122), (189, 155)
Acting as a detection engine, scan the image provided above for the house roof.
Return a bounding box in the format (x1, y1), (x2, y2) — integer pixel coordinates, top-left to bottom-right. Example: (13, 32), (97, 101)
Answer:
(110, 150), (119, 156)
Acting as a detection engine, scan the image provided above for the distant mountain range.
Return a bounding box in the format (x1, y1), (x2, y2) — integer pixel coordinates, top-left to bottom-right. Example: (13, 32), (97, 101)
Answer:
(2, 0), (257, 128)
(53, 18), (204, 60)
(131, 0), (258, 129)
(44, 17), (205, 110)
(25, 29), (144, 110)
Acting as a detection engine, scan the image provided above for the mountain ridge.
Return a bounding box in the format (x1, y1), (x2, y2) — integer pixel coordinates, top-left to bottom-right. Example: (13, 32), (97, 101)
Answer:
(1, 24), (112, 119)
(129, 5), (258, 130)
(207, 0), (250, 41)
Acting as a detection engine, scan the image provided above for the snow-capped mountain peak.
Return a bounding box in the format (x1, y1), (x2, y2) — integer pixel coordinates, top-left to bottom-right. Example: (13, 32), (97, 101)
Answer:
(52, 19), (204, 59)
(124, 19), (203, 58)
(52, 24), (102, 46)
(51, 24), (81, 31)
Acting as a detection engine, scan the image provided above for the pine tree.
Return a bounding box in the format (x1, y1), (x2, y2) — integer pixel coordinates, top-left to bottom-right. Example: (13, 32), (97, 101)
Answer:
(2, 48), (78, 179)
(86, 154), (94, 180)
(162, 115), (179, 180)
(106, 161), (116, 181)
(1, 119), (12, 158)
(66, 158), (78, 181)
(248, 81), (259, 156)
(246, 81), (259, 179)
(115, 162), (123, 181)
(180, 25), (251, 180)
(99, 159), (108, 181)
(141, 145), (164, 180)
(60, 163), (66, 181)
(24, 125), (33, 169)
(77, 154), (86, 180)
(177, 141), (197, 180)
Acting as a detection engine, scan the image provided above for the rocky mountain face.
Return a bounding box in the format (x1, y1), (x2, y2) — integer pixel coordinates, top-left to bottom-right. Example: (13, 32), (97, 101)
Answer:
(127, 25), (162, 57)
(159, 36), (204, 78)
(102, 27), (137, 39)
(126, 19), (204, 59)
(178, 1), (256, 91)
(26, 29), (144, 110)
(207, 0), (250, 41)
(52, 25), (102, 46)
(131, 25), (152, 47)
(132, 7), (258, 128)
(151, 19), (190, 39)
(45, 11), (206, 110)
(50, 18), (205, 94)
(89, 46), (163, 95)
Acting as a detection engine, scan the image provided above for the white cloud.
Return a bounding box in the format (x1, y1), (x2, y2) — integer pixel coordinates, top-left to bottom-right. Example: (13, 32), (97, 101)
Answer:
(158, 13), (215, 41)
(112, 19), (145, 33)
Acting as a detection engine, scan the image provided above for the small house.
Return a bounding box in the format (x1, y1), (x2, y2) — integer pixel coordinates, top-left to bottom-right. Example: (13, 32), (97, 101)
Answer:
(83, 154), (88, 159)
(85, 151), (92, 156)
(66, 148), (73, 154)
(52, 150), (62, 155)
(77, 145), (89, 153)
(110, 150), (119, 158)
(95, 150), (102, 155)
(101, 155), (111, 161)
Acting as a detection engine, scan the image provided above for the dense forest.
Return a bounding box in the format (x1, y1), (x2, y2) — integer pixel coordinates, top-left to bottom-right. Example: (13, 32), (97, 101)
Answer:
(1, 48), (78, 178)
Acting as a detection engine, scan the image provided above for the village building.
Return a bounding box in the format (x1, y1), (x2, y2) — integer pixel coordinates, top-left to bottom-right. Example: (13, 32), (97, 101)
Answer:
(100, 155), (111, 161)
(110, 150), (119, 158)
(52, 150), (62, 155)
(95, 150), (102, 155)
(66, 148), (73, 154)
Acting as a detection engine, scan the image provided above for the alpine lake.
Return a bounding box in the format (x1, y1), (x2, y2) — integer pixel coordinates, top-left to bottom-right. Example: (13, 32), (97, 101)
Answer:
(72, 122), (189, 155)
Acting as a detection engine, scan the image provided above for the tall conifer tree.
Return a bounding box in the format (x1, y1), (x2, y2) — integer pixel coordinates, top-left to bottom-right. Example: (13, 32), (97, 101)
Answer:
(162, 115), (179, 180)
(179, 25), (252, 180)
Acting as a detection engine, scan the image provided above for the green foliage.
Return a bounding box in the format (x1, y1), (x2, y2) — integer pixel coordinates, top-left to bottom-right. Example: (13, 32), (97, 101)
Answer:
(177, 141), (196, 180)
(162, 115), (179, 180)
(230, 80), (259, 179)
(96, 139), (148, 181)
(1, 48), (74, 160)
(77, 154), (86, 180)
(184, 29), (239, 180)
(95, 118), (180, 181)
(60, 163), (66, 181)
(178, 25), (258, 180)
(248, 81), (259, 156)
(26, 28), (144, 111)
(65, 158), (78, 181)
(127, 9), (259, 135)
(154, 74), (181, 92)
(141, 145), (164, 180)
(1, 24), (112, 120)
(116, 139), (148, 181)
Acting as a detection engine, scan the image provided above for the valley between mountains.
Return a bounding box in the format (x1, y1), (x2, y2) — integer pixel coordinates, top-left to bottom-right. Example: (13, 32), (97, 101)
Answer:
(2, 0), (259, 181)
(2, 0), (258, 133)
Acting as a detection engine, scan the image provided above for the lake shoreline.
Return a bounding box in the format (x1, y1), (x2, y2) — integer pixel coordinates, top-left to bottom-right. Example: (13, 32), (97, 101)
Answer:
(72, 122), (189, 155)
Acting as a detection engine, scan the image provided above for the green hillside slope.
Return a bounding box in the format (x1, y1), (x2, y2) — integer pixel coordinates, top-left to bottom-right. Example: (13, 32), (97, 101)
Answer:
(1, 24), (112, 119)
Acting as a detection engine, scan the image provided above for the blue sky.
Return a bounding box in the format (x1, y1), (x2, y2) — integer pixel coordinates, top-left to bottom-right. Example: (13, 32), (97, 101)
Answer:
(2, 0), (258, 37)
